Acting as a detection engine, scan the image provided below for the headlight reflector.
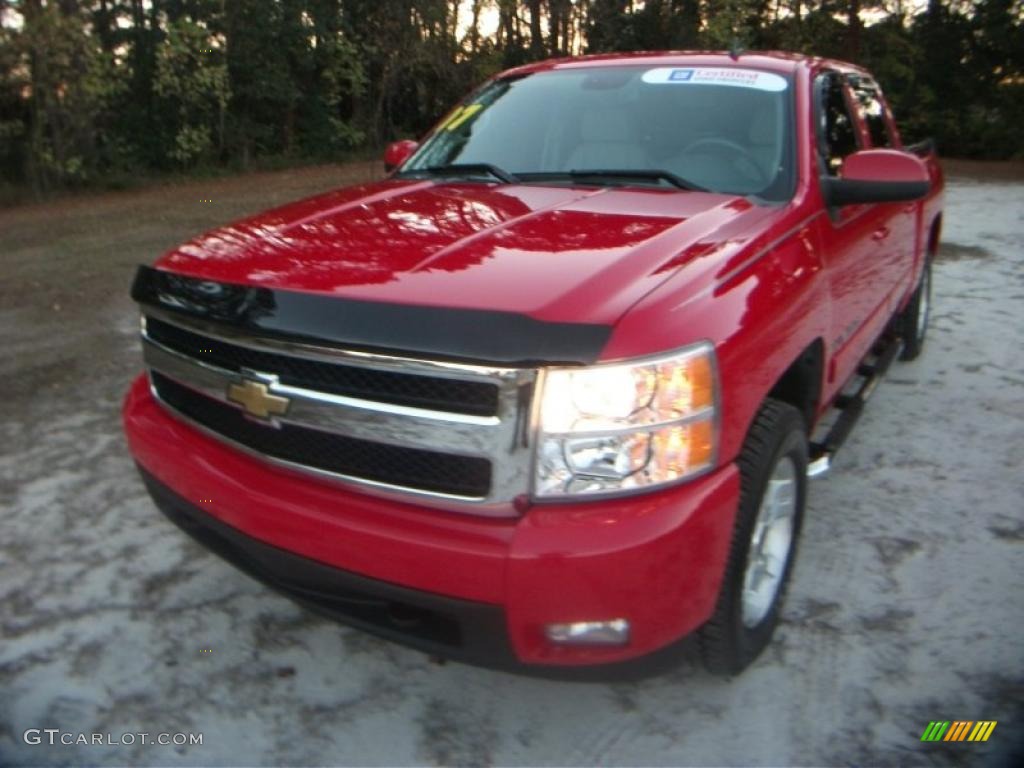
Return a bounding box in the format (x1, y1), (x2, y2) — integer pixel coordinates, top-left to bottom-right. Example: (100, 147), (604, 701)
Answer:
(535, 343), (717, 498)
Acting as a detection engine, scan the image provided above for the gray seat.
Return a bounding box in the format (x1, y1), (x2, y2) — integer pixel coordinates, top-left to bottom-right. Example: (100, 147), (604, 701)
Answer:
(566, 109), (648, 171)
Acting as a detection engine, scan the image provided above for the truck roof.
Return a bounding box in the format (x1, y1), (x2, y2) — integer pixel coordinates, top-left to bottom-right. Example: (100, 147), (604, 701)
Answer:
(501, 50), (868, 79)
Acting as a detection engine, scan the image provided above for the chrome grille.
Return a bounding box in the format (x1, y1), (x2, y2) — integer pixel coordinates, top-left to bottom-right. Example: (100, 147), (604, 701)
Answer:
(141, 311), (538, 516)
(145, 316), (500, 417)
(151, 372), (493, 497)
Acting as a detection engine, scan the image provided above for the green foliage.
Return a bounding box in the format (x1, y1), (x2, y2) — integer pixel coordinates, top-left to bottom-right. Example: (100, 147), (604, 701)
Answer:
(319, 36), (367, 151)
(703, 0), (760, 48)
(155, 19), (230, 167)
(8, 2), (128, 190)
(1, 0), (1022, 197)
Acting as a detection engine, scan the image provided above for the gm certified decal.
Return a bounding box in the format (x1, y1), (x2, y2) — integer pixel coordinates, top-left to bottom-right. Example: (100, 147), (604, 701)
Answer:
(641, 67), (788, 92)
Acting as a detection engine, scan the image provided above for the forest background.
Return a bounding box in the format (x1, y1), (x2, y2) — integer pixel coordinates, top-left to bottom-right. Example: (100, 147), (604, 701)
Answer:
(1, 0), (1021, 200)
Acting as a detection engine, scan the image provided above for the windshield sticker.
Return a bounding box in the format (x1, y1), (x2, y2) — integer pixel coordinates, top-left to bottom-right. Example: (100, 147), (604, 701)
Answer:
(442, 103), (484, 131)
(641, 67), (788, 92)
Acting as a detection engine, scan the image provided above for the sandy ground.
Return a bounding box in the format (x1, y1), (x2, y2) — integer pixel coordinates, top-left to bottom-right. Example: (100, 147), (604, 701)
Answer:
(0, 162), (1022, 767)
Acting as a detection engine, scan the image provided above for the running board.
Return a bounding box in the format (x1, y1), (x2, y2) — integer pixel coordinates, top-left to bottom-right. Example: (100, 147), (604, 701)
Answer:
(808, 335), (904, 478)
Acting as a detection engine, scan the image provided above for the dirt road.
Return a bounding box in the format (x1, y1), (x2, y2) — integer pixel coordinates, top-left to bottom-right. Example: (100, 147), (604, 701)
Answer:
(1, 163), (1021, 766)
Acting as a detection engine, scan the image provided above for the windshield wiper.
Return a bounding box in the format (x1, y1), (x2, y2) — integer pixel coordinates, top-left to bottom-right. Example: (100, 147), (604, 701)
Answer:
(402, 163), (520, 184)
(519, 169), (707, 192)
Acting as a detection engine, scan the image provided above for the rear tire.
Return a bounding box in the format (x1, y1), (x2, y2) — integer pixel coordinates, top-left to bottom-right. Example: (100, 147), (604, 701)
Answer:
(698, 399), (807, 675)
(898, 259), (931, 361)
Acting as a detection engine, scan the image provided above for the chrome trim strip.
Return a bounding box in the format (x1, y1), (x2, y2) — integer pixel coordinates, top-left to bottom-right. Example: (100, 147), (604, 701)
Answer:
(806, 455), (831, 479)
(143, 338), (499, 427)
(143, 307), (518, 383)
(272, 381), (500, 428)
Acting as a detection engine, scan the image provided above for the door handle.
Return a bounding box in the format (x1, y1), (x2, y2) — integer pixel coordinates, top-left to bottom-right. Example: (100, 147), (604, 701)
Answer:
(871, 226), (890, 242)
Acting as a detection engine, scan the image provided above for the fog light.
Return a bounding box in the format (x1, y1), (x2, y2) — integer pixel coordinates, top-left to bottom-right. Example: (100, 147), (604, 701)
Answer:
(544, 619), (630, 646)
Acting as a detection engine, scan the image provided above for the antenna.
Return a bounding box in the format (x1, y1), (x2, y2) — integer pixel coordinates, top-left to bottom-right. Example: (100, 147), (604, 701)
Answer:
(729, 37), (745, 61)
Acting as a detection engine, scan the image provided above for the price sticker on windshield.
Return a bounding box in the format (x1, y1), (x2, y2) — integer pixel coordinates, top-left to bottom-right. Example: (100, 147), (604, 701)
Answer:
(642, 67), (787, 92)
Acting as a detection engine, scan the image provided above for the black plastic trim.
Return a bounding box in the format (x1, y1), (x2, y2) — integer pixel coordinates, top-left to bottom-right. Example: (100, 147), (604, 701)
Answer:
(132, 265), (611, 366)
(820, 177), (930, 206)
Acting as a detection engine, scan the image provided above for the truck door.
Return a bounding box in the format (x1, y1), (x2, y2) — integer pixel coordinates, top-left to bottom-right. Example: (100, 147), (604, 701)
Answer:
(814, 71), (893, 394)
(848, 75), (918, 313)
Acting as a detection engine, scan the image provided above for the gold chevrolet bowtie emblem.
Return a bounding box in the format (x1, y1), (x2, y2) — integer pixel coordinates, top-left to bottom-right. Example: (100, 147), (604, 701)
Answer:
(226, 379), (290, 420)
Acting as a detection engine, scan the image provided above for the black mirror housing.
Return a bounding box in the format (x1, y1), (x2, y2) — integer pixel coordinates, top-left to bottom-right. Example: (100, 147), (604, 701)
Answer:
(821, 177), (930, 207)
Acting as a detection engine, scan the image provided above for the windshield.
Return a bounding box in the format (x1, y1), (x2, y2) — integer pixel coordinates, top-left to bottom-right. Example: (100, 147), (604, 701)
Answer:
(403, 65), (796, 201)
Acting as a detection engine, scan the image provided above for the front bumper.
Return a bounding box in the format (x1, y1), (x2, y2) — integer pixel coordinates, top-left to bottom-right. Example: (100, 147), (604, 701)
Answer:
(139, 466), (518, 668)
(124, 374), (739, 667)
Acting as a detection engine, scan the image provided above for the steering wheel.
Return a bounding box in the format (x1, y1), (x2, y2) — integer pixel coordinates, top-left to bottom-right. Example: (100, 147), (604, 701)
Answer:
(676, 138), (771, 190)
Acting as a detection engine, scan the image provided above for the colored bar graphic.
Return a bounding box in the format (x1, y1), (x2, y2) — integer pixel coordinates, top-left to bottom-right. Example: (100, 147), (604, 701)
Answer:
(945, 721), (973, 741)
(968, 722), (997, 742)
(921, 721), (950, 742)
(921, 720), (997, 743)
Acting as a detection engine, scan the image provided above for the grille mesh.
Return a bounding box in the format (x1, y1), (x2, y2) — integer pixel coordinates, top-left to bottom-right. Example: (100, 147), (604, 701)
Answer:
(151, 372), (492, 498)
(146, 316), (499, 417)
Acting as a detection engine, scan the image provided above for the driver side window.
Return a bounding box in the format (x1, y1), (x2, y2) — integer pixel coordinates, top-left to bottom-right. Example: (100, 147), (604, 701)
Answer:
(817, 73), (860, 176)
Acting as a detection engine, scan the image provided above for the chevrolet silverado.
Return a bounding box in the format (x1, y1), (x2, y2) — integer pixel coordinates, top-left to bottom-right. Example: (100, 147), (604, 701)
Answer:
(123, 52), (943, 673)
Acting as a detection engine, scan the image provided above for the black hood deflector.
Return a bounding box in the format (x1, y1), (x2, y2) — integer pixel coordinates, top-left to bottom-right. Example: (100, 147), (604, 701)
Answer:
(131, 265), (611, 366)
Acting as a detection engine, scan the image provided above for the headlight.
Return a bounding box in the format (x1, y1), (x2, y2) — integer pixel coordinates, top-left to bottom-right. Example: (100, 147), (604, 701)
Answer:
(534, 342), (718, 498)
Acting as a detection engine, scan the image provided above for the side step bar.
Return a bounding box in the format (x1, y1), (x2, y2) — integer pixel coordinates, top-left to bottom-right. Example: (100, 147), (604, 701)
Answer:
(808, 335), (904, 478)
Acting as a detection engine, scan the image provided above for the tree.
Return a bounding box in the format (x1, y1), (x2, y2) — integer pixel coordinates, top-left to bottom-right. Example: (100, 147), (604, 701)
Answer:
(154, 17), (230, 166)
(16, 0), (126, 191)
(2, 0), (1023, 198)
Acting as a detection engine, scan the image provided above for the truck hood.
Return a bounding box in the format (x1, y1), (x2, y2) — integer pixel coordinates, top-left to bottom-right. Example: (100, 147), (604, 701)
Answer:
(158, 179), (778, 326)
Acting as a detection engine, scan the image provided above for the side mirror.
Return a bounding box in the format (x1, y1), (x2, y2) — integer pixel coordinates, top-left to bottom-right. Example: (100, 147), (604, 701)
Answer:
(384, 140), (419, 173)
(821, 149), (930, 207)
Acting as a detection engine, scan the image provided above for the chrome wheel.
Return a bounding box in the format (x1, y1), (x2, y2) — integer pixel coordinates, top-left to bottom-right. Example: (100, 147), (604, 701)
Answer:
(741, 456), (798, 628)
(698, 399), (806, 674)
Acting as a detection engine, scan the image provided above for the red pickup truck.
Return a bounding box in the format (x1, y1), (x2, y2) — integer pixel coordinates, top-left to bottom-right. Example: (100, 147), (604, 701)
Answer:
(123, 52), (943, 674)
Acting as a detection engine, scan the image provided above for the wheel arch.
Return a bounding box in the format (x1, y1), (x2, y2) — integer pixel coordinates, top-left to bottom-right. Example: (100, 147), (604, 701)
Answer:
(764, 338), (826, 431)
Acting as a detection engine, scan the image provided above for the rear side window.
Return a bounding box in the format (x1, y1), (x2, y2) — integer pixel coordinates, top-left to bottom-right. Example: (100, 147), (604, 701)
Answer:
(816, 73), (859, 176)
(850, 77), (893, 148)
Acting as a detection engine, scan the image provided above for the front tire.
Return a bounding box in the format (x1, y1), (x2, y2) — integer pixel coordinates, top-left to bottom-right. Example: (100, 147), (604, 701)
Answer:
(698, 399), (807, 675)
(898, 258), (931, 361)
